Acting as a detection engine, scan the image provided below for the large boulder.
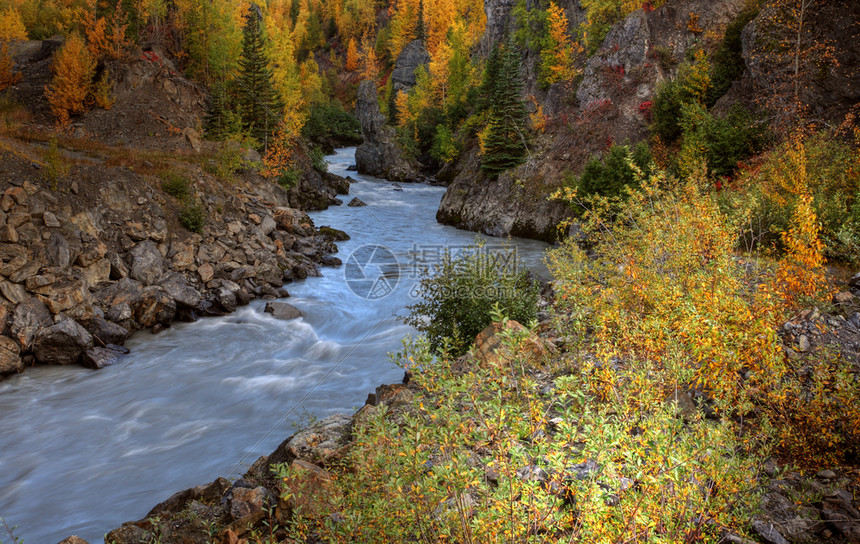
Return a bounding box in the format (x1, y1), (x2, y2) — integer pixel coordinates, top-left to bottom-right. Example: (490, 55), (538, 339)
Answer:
(9, 297), (53, 350)
(133, 286), (176, 328)
(86, 317), (130, 346)
(33, 319), (94, 365)
(354, 80), (420, 182)
(129, 240), (163, 286)
(391, 39), (430, 93)
(264, 301), (302, 320)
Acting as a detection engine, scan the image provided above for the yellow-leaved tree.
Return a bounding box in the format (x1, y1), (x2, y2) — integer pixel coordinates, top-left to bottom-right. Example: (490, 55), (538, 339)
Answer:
(45, 33), (96, 124)
(0, 7), (27, 41)
(540, 1), (582, 86)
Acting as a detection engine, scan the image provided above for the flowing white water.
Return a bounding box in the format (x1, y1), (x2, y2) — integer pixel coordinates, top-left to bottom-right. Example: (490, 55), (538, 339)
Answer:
(0, 148), (549, 543)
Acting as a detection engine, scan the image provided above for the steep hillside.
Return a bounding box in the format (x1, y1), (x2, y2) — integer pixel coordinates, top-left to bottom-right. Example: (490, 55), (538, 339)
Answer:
(0, 42), (350, 379)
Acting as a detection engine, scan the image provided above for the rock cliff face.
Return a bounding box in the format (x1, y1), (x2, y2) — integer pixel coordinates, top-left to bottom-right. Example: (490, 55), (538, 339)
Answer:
(354, 80), (420, 181)
(439, 0), (746, 242)
(436, 145), (574, 243)
(391, 39), (431, 93)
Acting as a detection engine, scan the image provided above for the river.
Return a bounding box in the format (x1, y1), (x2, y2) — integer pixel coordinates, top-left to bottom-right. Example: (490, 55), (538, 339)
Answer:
(0, 148), (549, 543)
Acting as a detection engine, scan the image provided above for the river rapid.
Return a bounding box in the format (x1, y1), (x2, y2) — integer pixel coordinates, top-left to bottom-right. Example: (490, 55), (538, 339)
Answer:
(0, 148), (549, 543)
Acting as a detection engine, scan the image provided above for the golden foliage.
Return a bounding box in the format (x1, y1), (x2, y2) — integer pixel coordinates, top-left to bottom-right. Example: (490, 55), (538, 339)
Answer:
(45, 33), (96, 125)
(540, 1), (582, 85)
(345, 37), (358, 72)
(0, 8), (27, 41)
(83, 0), (128, 60)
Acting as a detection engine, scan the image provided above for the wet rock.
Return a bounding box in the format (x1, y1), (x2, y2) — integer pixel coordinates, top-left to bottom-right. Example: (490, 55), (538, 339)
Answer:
(161, 274), (202, 309)
(82, 346), (126, 369)
(133, 286), (176, 328)
(57, 537), (90, 544)
(9, 297), (52, 350)
(0, 335), (22, 375)
(33, 319), (94, 365)
(264, 301), (302, 320)
(129, 240), (163, 286)
(318, 226), (350, 240)
(87, 317), (130, 346)
(347, 197), (366, 207)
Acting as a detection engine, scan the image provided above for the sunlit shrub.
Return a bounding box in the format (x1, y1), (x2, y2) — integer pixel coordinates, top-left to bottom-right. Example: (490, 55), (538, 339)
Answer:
(404, 242), (539, 356)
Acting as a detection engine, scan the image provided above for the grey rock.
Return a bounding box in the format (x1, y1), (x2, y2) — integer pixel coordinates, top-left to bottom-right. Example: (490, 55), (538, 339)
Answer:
(161, 275), (202, 309)
(46, 232), (71, 269)
(43, 211), (61, 228)
(391, 39), (430, 93)
(33, 319), (94, 365)
(129, 240), (163, 286)
(0, 281), (27, 304)
(516, 465), (549, 482)
(81, 346), (125, 369)
(106, 302), (132, 323)
(354, 80), (420, 182)
(752, 520), (790, 544)
(87, 317), (129, 346)
(347, 197), (366, 207)
(215, 286), (237, 313)
(264, 301), (302, 320)
(816, 469), (837, 479)
(260, 214), (277, 236)
(796, 335), (810, 353)
(9, 297), (52, 350)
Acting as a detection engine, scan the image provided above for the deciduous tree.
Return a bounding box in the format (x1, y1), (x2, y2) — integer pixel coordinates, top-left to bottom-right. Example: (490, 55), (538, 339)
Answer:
(45, 32), (95, 124)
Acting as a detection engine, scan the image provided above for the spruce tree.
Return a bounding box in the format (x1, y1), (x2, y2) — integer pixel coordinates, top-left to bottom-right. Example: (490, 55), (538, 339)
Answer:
(236, 4), (280, 150)
(481, 38), (528, 177)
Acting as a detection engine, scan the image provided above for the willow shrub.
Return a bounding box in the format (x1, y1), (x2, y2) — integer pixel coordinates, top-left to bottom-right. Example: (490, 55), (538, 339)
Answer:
(403, 242), (539, 356)
(551, 158), (859, 464)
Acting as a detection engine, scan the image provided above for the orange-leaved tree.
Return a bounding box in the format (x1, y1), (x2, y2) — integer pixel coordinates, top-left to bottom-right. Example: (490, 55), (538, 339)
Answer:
(83, 0), (129, 60)
(539, 1), (582, 86)
(45, 33), (96, 124)
(345, 37), (358, 71)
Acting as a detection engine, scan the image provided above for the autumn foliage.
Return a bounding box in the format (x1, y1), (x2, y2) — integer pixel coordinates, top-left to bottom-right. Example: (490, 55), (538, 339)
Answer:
(45, 33), (96, 124)
(0, 7), (27, 41)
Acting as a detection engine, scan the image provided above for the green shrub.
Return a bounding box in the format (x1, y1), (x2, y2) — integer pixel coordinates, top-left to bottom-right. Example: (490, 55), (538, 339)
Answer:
(651, 79), (684, 144)
(309, 146), (328, 173)
(43, 136), (69, 191)
(179, 201), (206, 233)
(277, 168), (299, 190)
(403, 242), (540, 356)
(430, 124), (460, 164)
(160, 171), (190, 199)
(301, 101), (362, 148)
(706, 6), (760, 107)
(574, 142), (652, 199)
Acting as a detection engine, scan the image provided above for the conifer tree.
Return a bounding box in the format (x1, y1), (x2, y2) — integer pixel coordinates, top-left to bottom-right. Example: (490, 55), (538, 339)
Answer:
(236, 3), (281, 150)
(481, 38), (528, 176)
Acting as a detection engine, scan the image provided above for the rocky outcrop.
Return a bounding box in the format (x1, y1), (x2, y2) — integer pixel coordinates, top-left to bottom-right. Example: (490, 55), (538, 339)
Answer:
(391, 39), (430, 93)
(436, 145), (574, 242)
(440, 0), (748, 242)
(354, 80), (420, 182)
(0, 155), (350, 379)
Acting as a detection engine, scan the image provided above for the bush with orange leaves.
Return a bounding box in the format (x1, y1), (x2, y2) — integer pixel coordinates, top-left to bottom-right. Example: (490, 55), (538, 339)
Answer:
(45, 33), (95, 124)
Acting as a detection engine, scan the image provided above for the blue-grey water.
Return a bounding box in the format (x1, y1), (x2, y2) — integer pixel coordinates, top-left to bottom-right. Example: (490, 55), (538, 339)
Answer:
(0, 148), (549, 543)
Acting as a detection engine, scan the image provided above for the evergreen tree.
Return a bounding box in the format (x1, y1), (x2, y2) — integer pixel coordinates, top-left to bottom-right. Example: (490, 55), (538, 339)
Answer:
(481, 37), (528, 176)
(236, 4), (281, 150)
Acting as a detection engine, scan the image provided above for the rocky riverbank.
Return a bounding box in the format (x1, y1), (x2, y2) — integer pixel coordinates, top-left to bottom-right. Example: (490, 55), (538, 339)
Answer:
(0, 142), (351, 378)
(73, 304), (860, 544)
